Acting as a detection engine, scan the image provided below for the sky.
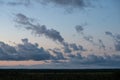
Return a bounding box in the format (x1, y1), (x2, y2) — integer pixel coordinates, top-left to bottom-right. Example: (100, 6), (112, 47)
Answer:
(0, 0), (120, 69)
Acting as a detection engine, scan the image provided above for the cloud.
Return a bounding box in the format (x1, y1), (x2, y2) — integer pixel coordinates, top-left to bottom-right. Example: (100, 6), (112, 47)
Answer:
(68, 53), (120, 68)
(0, 38), (57, 61)
(37, 0), (91, 9)
(105, 31), (120, 51)
(14, 13), (87, 54)
(49, 48), (65, 60)
(62, 42), (86, 54)
(63, 46), (72, 53)
(83, 35), (106, 50)
(16, 38), (53, 60)
(15, 13), (64, 43)
(116, 34), (120, 40)
(74, 24), (94, 43)
(7, 0), (31, 6)
(69, 43), (86, 51)
(98, 39), (106, 50)
(115, 42), (120, 51)
(83, 36), (106, 50)
(75, 25), (106, 50)
(0, 39), (120, 68)
(105, 31), (113, 36)
(0, 0), (92, 13)
(86, 54), (120, 67)
(0, 42), (16, 54)
(62, 42), (72, 53)
(75, 25), (84, 34)
(83, 35), (94, 43)
(0, 0), (31, 6)
(7, 0), (90, 8)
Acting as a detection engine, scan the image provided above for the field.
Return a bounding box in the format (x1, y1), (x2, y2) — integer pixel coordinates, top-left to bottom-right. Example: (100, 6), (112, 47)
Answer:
(0, 69), (119, 80)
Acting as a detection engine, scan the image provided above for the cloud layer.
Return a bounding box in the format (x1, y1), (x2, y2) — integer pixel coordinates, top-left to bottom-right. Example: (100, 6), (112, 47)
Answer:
(8, 0), (90, 8)
(0, 0), (92, 13)
(0, 38), (120, 67)
(39, 0), (90, 9)
(70, 54), (120, 68)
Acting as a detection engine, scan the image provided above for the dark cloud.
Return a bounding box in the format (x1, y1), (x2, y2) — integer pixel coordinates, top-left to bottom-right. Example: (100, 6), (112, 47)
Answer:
(68, 52), (83, 60)
(98, 39), (106, 50)
(0, 41), (17, 58)
(68, 53), (120, 67)
(81, 55), (105, 64)
(15, 13), (34, 25)
(62, 42), (86, 53)
(105, 31), (113, 37)
(75, 25), (84, 34)
(7, 0), (90, 8)
(62, 42), (72, 53)
(15, 13), (64, 43)
(0, 38), (56, 61)
(16, 38), (53, 60)
(115, 42), (120, 51)
(64, 47), (72, 53)
(116, 34), (120, 40)
(0, 38), (84, 61)
(87, 54), (120, 66)
(49, 48), (65, 60)
(69, 43), (86, 51)
(70, 43), (81, 51)
(105, 31), (120, 51)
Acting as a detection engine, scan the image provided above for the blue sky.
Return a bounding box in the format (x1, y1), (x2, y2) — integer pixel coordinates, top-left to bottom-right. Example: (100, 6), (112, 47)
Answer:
(0, 0), (120, 69)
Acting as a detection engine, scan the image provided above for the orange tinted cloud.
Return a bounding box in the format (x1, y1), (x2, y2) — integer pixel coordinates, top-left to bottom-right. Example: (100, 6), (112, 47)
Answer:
(0, 61), (46, 66)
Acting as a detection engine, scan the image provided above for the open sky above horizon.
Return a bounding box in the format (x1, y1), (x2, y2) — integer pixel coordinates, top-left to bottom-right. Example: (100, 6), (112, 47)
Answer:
(0, 0), (120, 69)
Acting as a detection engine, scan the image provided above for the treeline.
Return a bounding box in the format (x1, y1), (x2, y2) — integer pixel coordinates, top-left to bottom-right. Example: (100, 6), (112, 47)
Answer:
(0, 69), (119, 80)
